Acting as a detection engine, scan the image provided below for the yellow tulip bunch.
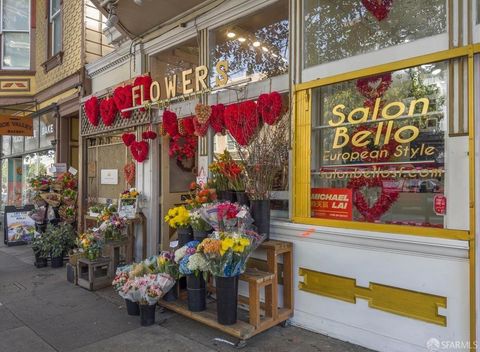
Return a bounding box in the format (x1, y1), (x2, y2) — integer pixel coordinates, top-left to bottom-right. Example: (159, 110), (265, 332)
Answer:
(220, 237), (250, 256)
(164, 205), (190, 229)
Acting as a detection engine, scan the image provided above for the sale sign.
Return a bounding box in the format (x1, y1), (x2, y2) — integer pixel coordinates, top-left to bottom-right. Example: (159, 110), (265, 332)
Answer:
(433, 194), (446, 215)
(311, 188), (353, 220)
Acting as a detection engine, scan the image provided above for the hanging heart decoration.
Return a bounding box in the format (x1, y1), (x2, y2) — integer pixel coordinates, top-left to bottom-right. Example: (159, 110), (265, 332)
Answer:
(133, 75), (153, 111)
(85, 96), (100, 127)
(209, 104), (226, 135)
(193, 116), (209, 137)
(195, 103), (212, 124)
(361, 0), (393, 22)
(162, 110), (179, 137)
(122, 133), (136, 147)
(100, 97), (118, 126)
(356, 73), (393, 109)
(142, 130), (157, 140)
(347, 177), (399, 222)
(257, 92), (283, 125)
(113, 85), (133, 119)
(182, 116), (195, 135)
(124, 162), (136, 186)
(224, 100), (260, 146)
(130, 140), (149, 163)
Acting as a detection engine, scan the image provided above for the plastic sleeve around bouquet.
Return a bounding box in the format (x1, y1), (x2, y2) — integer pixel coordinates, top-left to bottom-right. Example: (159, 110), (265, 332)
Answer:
(156, 273), (175, 298)
(198, 203), (254, 232)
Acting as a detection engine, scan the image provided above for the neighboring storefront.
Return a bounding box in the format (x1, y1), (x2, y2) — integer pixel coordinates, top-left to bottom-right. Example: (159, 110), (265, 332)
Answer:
(83, 1), (480, 351)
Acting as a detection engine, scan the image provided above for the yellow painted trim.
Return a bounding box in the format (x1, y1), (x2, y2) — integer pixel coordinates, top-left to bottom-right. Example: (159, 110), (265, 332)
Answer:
(37, 88), (79, 110)
(299, 268), (447, 326)
(293, 217), (469, 240)
(295, 46), (472, 92)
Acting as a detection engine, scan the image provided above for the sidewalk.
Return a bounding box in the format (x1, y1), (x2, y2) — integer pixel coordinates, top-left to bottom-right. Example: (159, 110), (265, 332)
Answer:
(0, 243), (374, 352)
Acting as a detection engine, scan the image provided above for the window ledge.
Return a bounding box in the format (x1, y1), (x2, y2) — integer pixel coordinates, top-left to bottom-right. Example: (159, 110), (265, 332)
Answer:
(0, 70), (36, 76)
(41, 52), (64, 73)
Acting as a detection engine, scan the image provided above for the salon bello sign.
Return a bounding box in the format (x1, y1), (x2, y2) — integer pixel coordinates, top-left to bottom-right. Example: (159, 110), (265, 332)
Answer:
(324, 97), (437, 163)
(131, 61), (229, 108)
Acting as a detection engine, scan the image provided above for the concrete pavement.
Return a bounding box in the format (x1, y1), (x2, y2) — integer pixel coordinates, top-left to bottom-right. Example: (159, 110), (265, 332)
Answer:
(0, 243), (374, 352)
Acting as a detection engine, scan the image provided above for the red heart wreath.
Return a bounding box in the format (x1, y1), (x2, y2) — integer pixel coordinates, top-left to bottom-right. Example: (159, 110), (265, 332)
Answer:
(356, 73), (392, 109)
(100, 97), (118, 126)
(224, 100), (260, 146)
(122, 133), (136, 147)
(162, 110), (179, 137)
(347, 176), (399, 222)
(142, 130), (157, 140)
(182, 116), (195, 135)
(113, 85), (133, 119)
(257, 92), (283, 125)
(124, 162), (135, 186)
(133, 75), (153, 110)
(361, 0), (393, 21)
(130, 140), (149, 163)
(169, 134), (198, 161)
(85, 96), (100, 127)
(209, 104), (226, 134)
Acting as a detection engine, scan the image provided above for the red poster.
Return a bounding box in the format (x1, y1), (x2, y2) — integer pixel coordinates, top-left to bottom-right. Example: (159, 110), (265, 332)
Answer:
(311, 188), (353, 220)
(433, 194), (446, 215)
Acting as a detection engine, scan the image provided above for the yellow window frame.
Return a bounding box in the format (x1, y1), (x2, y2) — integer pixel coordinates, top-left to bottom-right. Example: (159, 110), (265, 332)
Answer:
(293, 45), (480, 241)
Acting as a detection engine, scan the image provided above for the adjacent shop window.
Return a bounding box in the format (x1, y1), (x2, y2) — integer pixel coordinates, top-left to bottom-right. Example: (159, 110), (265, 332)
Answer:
(150, 38), (199, 99)
(49, 0), (62, 56)
(25, 117), (39, 151)
(304, 0), (447, 68)
(311, 62), (447, 227)
(209, 0), (289, 83)
(1, 0), (30, 69)
(22, 150), (55, 204)
(40, 112), (56, 148)
(2, 136), (11, 156)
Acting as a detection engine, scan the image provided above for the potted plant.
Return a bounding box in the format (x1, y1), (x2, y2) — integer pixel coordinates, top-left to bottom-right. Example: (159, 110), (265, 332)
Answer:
(164, 205), (192, 247)
(88, 203), (105, 217)
(32, 234), (48, 268)
(47, 227), (65, 268)
(175, 241), (209, 312)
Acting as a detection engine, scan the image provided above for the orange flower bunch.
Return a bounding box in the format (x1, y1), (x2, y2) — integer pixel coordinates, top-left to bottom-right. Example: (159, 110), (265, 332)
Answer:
(198, 238), (222, 255)
(186, 182), (217, 209)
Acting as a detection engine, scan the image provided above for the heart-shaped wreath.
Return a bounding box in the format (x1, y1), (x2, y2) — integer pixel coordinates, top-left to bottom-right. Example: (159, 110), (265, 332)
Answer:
(100, 97), (118, 126)
(169, 134), (198, 172)
(142, 130), (157, 140)
(85, 96), (100, 127)
(122, 133), (136, 147)
(257, 92), (283, 125)
(347, 176), (399, 222)
(361, 0), (393, 21)
(113, 85), (133, 119)
(162, 110), (179, 137)
(130, 140), (149, 163)
(209, 104), (226, 135)
(133, 75), (153, 111)
(178, 116), (195, 136)
(224, 100), (260, 146)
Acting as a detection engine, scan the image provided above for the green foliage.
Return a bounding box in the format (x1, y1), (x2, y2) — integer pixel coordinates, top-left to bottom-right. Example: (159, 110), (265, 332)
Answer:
(43, 223), (76, 258)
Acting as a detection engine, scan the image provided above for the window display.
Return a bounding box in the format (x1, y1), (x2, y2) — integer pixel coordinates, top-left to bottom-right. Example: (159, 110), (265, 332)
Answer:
(304, 0), (447, 68)
(311, 62), (447, 227)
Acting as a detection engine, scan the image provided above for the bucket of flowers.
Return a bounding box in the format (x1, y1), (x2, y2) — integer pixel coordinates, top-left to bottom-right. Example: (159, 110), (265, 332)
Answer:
(174, 240), (209, 312)
(59, 204), (76, 223)
(164, 205), (192, 247)
(76, 231), (104, 261)
(209, 151), (247, 205)
(156, 251), (181, 302)
(99, 214), (127, 242)
(190, 209), (213, 242)
(112, 269), (140, 316)
(62, 189), (77, 206)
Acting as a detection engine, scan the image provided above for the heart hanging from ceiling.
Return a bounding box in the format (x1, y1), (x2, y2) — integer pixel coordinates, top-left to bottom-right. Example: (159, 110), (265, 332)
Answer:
(113, 85), (133, 119)
(122, 133), (136, 147)
(361, 0), (393, 21)
(133, 75), (153, 111)
(209, 104), (226, 134)
(224, 100), (260, 146)
(142, 130), (157, 140)
(130, 140), (149, 163)
(257, 92), (283, 125)
(100, 97), (118, 126)
(85, 96), (100, 127)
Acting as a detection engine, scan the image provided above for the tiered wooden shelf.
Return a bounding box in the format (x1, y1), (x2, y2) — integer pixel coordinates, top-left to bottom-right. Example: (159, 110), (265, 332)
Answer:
(158, 239), (294, 346)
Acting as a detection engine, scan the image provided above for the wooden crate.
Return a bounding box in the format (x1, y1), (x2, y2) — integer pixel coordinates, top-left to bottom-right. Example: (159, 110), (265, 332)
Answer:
(77, 257), (111, 291)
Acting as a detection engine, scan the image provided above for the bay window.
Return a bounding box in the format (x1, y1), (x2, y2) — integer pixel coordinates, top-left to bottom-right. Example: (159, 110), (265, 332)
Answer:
(1, 0), (30, 69)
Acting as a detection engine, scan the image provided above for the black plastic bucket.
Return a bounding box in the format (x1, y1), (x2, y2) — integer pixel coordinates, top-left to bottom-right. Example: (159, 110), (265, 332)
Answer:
(193, 229), (210, 242)
(139, 304), (156, 326)
(187, 274), (206, 312)
(163, 282), (178, 302)
(51, 256), (64, 268)
(250, 199), (271, 240)
(125, 299), (140, 316)
(235, 191), (250, 207)
(177, 227), (193, 247)
(34, 254), (48, 268)
(215, 276), (239, 325)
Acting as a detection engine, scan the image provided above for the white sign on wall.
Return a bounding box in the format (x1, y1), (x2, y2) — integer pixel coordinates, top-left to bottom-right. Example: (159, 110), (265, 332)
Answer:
(100, 169), (118, 185)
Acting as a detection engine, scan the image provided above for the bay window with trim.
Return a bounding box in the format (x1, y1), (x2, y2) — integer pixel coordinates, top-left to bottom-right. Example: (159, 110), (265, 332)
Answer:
(0, 0), (30, 69)
(294, 0), (473, 236)
(49, 0), (62, 56)
(208, 0), (290, 218)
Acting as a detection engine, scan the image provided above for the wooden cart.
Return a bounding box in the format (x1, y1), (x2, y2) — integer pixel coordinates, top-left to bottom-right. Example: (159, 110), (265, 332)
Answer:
(158, 239), (293, 347)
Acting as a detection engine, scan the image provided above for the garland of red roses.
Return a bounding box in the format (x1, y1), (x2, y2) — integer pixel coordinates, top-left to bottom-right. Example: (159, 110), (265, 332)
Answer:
(351, 124), (398, 163)
(356, 73), (392, 109)
(347, 176), (399, 222)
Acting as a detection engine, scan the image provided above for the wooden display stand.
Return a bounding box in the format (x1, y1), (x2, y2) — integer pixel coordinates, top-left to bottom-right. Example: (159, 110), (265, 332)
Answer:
(77, 257), (111, 291)
(158, 240), (293, 346)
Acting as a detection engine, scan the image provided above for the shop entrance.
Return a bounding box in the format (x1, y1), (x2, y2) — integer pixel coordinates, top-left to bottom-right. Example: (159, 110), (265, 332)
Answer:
(159, 135), (196, 250)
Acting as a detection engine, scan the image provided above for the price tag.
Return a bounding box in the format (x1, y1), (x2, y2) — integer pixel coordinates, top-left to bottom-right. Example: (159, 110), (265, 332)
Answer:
(170, 240), (179, 248)
(69, 167), (78, 175)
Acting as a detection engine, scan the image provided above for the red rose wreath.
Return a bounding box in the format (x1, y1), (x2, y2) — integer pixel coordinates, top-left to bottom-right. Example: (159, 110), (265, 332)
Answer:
(209, 104), (226, 135)
(361, 0), (393, 21)
(257, 92), (283, 125)
(130, 140), (149, 163)
(122, 133), (136, 147)
(85, 96), (100, 127)
(162, 110), (179, 137)
(100, 97), (118, 126)
(133, 75), (153, 111)
(224, 100), (260, 146)
(347, 176), (399, 222)
(113, 85), (133, 119)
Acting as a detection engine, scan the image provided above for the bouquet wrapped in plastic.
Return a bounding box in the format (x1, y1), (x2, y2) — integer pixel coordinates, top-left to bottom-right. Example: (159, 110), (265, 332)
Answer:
(199, 201), (253, 232)
(119, 273), (175, 305)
